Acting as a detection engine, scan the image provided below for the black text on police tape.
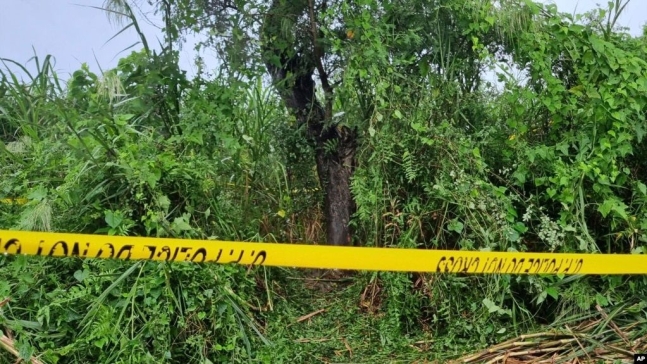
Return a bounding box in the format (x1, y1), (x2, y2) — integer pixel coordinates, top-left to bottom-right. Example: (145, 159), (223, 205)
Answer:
(1, 238), (267, 265)
(435, 255), (584, 274)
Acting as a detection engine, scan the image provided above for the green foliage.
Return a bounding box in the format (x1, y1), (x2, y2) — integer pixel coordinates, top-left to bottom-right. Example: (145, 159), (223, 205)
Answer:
(0, 44), (283, 363)
(0, 255), (264, 363)
(2, 0), (647, 362)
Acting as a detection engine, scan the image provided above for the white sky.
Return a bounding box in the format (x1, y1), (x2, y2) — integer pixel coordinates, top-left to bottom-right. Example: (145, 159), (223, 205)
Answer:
(1, 0), (646, 81)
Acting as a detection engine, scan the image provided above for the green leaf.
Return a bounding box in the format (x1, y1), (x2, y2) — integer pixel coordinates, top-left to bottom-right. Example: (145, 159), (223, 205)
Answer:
(513, 222), (528, 233)
(536, 291), (548, 305)
(611, 111), (625, 122)
(419, 62), (429, 77)
(27, 187), (47, 202)
(157, 195), (171, 211)
(115, 113), (134, 126)
(568, 85), (584, 96)
(512, 169), (526, 185)
(635, 122), (645, 143)
(637, 182), (647, 196)
(590, 37), (605, 54)
(146, 170), (160, 189)
(482, 298), (499, 313)
(187, 130), (204, 145)
(506, 229), (520, 242)
(545, 286), (559, 300)
(172, 216), (192, 232)
(598, 198), (628, 219)
(556, 142), (569, 156)
(448, 220), (464, 233)
(105, 210), (123, 229)
(74, 269), (90, 282)
(393, 109), (403, 119)
(595, 293), (608, 306)
(598, 199), (613, 218)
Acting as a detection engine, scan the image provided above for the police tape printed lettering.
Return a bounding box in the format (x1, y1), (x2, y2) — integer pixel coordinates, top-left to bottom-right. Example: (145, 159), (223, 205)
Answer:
(435, 255), (584, 275)
(228, 249), (244, 264)
(191, 248), (207, 262)
(144, 245), (211, 263)
(251, 250), (267, 265)
(3, 239), (21, 255)
(2, 231), (647, 275)
(435, 256), (480, 273)
(116, 245), (134, 260)
(0, 237), (269, 266)
(97, 243), (115, 259)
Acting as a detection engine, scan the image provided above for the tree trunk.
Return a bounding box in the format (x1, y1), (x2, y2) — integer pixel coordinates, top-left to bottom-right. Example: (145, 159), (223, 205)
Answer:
(262, 57), (357, 246)
(262, 0), (356, 246)
(286, 97), (357, 247)
(315, 129), (356, 246)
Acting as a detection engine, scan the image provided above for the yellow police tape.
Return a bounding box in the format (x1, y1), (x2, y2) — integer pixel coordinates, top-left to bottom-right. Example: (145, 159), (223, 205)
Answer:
(1, 230), (647, 275)
(0, 198), (27, 205)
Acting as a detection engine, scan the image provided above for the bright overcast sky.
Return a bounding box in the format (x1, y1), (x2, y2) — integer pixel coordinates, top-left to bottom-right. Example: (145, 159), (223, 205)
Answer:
(1, 0), (646, 81)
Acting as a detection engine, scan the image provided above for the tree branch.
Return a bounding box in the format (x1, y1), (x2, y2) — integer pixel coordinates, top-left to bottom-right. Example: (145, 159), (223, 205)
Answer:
(307, 0), (333, 100)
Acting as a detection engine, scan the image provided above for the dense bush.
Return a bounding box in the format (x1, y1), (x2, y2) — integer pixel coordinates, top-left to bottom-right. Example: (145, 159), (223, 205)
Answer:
(1, 0), (647, 362)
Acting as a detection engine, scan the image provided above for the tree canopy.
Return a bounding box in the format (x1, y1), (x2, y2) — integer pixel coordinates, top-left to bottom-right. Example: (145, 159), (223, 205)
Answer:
(1, 0), (647, 362)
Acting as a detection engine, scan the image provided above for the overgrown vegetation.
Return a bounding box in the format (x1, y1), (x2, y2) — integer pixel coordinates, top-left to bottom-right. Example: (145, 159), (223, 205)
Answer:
(1, 0), (647, 362)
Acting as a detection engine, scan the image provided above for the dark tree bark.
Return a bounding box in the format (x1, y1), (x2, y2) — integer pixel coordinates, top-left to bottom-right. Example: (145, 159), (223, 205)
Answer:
(261, 0), (357, 246)
(316, 136), (356, 246)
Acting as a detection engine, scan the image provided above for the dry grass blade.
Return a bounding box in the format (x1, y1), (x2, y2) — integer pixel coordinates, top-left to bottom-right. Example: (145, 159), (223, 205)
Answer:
(294, 338), (331, 343)
(296, 308), (326, 323)
(0, 332), (45, 364)
(595, 304), (630, 346)
(565, 324), (591, 363)
(456, 299), (645, 364)
(343, 338), (353, 358)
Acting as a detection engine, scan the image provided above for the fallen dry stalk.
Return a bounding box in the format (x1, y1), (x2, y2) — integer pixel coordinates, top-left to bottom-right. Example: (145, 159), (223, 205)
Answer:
(0, 333), (45, 364)
(595, 304), (630, 346)
(296, 308), (326, 323)
(1, 297), (45, 364)
(565, 324), (591, 363)
(455, 300), (646, 364)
